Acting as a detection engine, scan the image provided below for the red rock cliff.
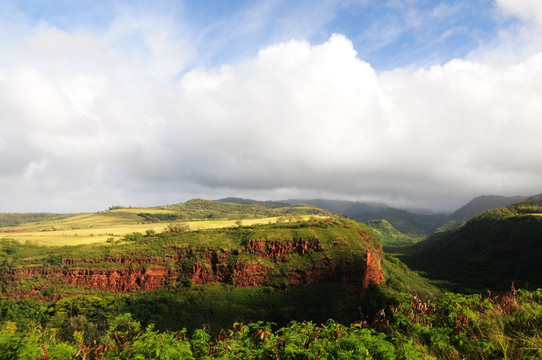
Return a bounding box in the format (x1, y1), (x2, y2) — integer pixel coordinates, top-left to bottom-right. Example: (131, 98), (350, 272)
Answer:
(247, 238), (322, 261)
(1, 237), (383, 297)
(362, 244), (384, 290)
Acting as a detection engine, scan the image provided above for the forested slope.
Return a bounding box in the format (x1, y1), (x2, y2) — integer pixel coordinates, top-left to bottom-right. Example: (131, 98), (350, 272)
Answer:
(403, 196), (542, 290)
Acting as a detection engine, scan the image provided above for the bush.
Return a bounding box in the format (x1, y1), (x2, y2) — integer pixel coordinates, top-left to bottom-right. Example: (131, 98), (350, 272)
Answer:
(165, 222), (190, 233)
(124, 232), (144, 242)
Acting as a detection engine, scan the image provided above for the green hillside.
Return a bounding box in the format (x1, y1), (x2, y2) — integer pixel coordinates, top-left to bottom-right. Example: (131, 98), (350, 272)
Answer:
(365, 219), (423, 249)
(437, 194), (526, 232)
(0, 213), (74, 228)
(402, 196), (542, 291)
(172, 198), (327, 220)
(353, 209), (447, 238)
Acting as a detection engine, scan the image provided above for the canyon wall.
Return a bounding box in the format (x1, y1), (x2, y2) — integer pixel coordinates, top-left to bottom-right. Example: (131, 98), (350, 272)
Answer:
(0, 237), (383, 298)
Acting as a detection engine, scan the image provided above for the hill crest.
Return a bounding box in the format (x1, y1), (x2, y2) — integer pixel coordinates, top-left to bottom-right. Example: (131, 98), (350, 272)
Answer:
(403, 196), (542, 290)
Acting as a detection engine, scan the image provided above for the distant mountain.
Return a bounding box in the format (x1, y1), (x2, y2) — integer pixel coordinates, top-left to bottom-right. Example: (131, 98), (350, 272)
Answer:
(216, 197), (289, 208)
(284, 199), (389, 216)
(284, 199), (446, 237)
(437, 194), (527, 231)
(402, 196), (542, 291)
(228, 194), (536, 241)
(217, 197), (258, 204)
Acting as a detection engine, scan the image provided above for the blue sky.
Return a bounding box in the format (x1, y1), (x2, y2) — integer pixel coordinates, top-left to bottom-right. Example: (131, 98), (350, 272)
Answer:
(1, 0), (542, 212)
(2, 0), (512, 70)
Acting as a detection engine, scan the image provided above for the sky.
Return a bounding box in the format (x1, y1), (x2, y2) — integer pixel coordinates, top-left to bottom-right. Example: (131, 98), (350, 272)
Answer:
(1, 0), (542, 213)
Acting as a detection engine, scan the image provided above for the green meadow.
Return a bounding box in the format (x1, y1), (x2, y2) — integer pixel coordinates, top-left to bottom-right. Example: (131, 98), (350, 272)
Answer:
(0, 202), (326, 246)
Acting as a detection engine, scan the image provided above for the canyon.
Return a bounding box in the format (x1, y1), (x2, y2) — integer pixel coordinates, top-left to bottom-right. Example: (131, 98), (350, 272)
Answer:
(0, 234), (383, 298)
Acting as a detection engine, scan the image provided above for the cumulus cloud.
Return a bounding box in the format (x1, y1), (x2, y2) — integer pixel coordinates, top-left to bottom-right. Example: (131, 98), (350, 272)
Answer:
(497, 0), (542, 26)
(1, 4), (542, 212)
(162, 35), (542, 210)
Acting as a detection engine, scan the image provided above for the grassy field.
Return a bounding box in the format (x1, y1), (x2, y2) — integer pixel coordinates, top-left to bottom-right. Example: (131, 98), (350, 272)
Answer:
(0, 209), (319, 246)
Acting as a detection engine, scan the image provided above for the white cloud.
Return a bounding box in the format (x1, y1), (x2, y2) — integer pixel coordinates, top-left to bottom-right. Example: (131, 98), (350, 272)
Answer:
(162, 34), (542, 209)
(497, 0), (542, 27)
(30, 25), (100, 59)
(486, 1), (542, 63)
(24, 158), (49, 179)
(1, 5), (542, 212)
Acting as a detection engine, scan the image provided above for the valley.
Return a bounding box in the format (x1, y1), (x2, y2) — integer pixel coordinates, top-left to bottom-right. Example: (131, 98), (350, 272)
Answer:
(401, 196), (542, 291)
(1, 196), (541, 359)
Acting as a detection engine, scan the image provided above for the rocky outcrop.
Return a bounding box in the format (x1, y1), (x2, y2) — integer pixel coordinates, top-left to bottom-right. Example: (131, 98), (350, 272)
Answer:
(232, 263), (273, 287)
(61, 256), (179, 266)
(247, 238), (322, 261)
(1, 237), (384, 297)
(64, 266), (176, 292)
(362, 245), (384, 290)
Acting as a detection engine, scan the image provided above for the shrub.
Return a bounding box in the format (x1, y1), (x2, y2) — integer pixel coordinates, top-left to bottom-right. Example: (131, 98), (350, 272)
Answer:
(166, 222), (190, 233)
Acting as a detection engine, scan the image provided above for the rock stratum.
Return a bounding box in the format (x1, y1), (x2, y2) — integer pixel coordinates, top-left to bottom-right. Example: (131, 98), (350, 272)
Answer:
(0, 218), (384, 299)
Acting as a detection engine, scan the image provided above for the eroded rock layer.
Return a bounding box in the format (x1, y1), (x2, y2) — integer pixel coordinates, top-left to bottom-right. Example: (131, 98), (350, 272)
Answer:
(1, 234), (383, 298)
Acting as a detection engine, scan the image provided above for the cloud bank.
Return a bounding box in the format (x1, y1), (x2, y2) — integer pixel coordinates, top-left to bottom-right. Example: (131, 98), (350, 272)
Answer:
(1, 1), (542, 212)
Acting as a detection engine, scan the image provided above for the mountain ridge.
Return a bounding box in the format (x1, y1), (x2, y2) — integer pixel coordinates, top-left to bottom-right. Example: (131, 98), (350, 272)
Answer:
(282, 194), (536, 237)
(401, 195), (542, 290)
(437, 194), (527, 231)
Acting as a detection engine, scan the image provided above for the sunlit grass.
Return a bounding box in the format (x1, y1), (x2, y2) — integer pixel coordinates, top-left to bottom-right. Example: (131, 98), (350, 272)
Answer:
(108, 208), (177, 215)
(0, 214), (321, 246)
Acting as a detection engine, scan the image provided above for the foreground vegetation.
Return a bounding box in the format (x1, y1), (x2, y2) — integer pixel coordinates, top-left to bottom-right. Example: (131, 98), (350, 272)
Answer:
(1, 286), (541, 359)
